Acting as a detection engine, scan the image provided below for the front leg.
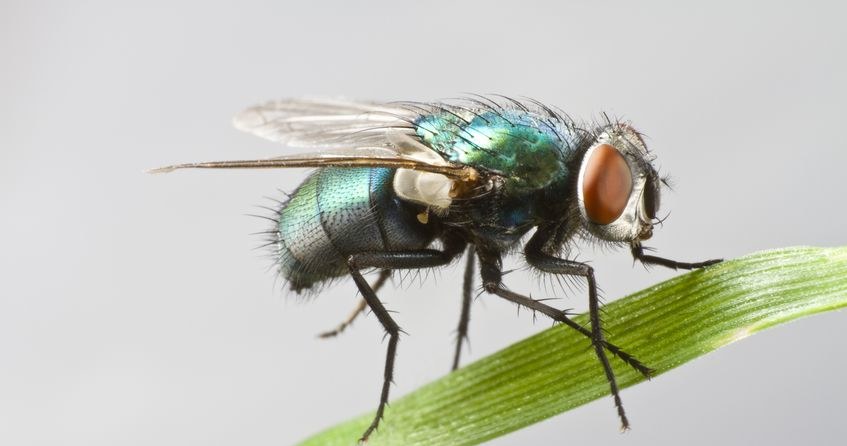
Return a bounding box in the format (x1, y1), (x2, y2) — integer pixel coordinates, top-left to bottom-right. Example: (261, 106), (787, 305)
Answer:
(631, 242), (722, 270)
(476, 228), (653, 431)
(520, 230), (630, 430)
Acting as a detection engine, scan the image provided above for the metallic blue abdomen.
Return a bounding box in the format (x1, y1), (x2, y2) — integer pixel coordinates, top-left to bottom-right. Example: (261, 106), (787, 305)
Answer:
(275, 167), (434, 292)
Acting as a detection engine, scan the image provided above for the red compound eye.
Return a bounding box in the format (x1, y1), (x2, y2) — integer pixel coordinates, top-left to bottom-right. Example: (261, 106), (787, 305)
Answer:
(582, 144), (632, 225)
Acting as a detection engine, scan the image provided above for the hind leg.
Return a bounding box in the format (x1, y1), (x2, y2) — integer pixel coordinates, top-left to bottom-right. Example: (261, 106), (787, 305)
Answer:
(317, 269), (390, 338)
(347, 247), (463, 442)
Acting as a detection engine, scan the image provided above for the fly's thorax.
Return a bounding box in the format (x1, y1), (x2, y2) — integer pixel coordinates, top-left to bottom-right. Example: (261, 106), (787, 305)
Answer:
(576, 124), (661, 243)
(415, 109), (574, 195)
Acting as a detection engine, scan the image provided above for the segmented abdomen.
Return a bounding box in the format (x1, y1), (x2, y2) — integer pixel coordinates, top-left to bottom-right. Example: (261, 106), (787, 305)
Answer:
(274, 167), (434, 293)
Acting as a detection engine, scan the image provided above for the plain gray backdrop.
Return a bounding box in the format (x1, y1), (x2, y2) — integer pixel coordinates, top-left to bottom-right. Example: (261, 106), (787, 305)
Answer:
(2, 1), (846, 445)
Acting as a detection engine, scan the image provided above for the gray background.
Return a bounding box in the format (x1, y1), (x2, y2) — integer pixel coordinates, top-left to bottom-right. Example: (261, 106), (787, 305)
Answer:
(2, 1), (846, 445)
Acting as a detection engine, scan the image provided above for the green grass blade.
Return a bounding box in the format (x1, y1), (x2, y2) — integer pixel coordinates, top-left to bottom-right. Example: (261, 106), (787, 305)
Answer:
(297, 246), (847, 446)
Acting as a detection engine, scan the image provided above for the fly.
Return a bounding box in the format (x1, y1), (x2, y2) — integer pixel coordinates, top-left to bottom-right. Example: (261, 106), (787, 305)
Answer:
(151, 96), (722, 441)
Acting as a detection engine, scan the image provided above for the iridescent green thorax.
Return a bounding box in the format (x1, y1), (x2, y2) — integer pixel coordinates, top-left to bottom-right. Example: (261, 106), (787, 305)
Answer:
(415, 110), (576, 194)
(414, 109), (583, 246)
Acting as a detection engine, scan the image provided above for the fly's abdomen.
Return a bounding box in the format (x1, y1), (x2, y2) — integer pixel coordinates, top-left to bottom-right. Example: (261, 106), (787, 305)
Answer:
(274, 167), (434, 293)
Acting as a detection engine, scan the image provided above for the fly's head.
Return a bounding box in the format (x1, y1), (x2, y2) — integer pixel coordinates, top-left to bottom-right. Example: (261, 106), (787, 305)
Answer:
(576, 123), (662, 245)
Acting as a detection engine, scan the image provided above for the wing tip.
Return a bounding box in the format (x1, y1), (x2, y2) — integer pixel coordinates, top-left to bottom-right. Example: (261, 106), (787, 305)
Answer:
(233, 107), (267, 131)
(146, 165), (177, 174)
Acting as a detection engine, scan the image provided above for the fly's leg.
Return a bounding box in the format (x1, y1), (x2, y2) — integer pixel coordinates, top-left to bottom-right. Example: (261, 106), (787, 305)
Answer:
(318, 270), (390, 338)
(451, 247), (476, 371)
(317, 299), (366, 339)
(631, 243), (722, 270)
(348, 244), (464, 442)
(521, 256), (630, 429)
(488, 234), (654, 376)
(475, 226), (652, 431)
(478, 248), (641, 430)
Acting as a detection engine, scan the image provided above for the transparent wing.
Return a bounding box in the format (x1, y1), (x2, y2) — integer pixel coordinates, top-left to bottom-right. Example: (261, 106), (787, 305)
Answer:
(232, 98), (420, 148)
(150, 98), (479, 182)
(148, 145), (478, 182)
